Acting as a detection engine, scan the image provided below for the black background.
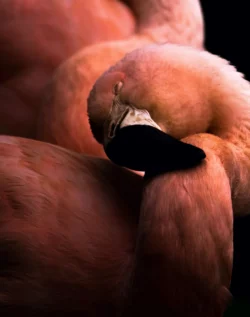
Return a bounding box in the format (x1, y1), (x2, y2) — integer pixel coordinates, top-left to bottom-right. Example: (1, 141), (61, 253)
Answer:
(201, 0), (250, 299)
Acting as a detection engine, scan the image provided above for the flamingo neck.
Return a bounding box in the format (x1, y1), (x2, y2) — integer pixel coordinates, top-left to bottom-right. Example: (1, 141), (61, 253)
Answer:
(166, 52), (250, 148)
(123, 167), (233, 317)
(207, 59), (250, 148)
(124, 0), (204, 48)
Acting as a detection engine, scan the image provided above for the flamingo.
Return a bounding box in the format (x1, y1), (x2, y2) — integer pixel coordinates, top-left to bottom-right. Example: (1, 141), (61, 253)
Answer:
(0, 135), (142, 316)
(0, 0), (135, 138)
(87, 43), (250, 315)
(37, 0), (204, 158)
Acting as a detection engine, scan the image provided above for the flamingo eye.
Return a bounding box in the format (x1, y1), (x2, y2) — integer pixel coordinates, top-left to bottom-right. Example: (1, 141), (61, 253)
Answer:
(113, 81), (123, 95)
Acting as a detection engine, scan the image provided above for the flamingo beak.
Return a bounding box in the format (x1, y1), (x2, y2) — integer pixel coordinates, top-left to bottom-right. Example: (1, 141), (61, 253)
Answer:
(104, 104), (206, 174)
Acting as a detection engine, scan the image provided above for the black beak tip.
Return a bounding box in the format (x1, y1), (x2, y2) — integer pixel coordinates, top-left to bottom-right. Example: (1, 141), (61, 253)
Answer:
(105, 125), (206, 173)
(182, 142), (206, 164)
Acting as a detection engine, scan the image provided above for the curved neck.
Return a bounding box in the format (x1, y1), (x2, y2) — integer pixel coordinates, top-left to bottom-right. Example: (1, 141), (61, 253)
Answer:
(123, 0), (204, 48)
(123, 162), (233, 316)
(208, 63), (250, 148)
(161, 56), (250, 148)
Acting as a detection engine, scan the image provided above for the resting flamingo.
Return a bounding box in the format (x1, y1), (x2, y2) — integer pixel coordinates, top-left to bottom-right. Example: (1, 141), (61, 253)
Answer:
(87, 43), (250, 316)
(37, 0), (204, 158)
(0, 0), (134, 138)
(0, 135), (142, 316)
